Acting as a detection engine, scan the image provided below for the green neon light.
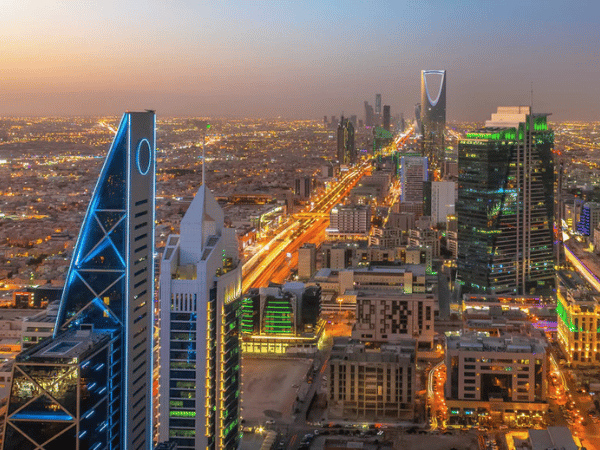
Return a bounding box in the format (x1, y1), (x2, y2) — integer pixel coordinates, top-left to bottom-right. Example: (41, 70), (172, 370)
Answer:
(556, 300), (577, 332)
(170, 410), (196, 417)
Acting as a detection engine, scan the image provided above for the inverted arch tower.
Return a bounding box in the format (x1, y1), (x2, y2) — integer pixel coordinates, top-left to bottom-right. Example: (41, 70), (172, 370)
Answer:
(420, 70), (446, 179)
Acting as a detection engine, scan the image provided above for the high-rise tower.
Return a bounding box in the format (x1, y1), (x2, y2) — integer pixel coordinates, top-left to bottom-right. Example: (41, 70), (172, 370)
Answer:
(364, 101), (375, 128)
(420, 70), (446, 179)
(383, 105), (391, 131)
(2, 112), (156, 450)
(400, 155), (428, 205)
(375, 93), (382, 125)
(457, 106), (555, 295)
(158, 184), (242, 449)
(337, 116), (356, 164)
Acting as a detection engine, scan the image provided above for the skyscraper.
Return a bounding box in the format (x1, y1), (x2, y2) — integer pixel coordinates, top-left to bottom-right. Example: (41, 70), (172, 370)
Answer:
(364, 101), (375, 128)
(420, 70), (446, 179)
(414, 103), (422, 136)
(383, 105), (391, 131)
(375, 93), (382, 124)
(2, 111), (156, 450)
(337, 116), (356, 164)
(400, 155), (428, 205)
(158, 184), (242, 450)
(457, 106), (555, 295)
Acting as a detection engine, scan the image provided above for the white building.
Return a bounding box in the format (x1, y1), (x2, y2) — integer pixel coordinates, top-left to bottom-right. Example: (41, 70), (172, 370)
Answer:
(328, 204), (371, 236)
(431, 181), (455, 224)
(158, 185), (242, 450)
(351, 290), (436, 349)
(298, 243), (317, 280)
(444, 332), (548, 419)
(327, 341), (415, 420)
(400, 155), (427, 204)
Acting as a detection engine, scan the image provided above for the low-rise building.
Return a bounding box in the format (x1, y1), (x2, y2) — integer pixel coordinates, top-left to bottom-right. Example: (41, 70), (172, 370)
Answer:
(557, 289), (600, 366)
(444, 332), (548, 424)
(328, 204), (371, 236)
(21, 300), (59, 349)
(351, 290), (436, 349)
(327, 340), (415, 420)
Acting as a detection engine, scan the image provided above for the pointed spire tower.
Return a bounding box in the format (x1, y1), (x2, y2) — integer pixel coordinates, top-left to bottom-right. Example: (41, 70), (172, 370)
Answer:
(158, 124), (242, 449)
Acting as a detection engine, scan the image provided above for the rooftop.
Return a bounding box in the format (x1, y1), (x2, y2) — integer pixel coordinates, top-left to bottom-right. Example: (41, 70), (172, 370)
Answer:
(330, 340), (415, 364)
(18, 327), (113, 363)
(446, 332), (546, 354)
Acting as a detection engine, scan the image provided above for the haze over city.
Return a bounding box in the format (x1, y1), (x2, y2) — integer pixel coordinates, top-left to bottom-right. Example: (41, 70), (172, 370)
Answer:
(3, 1), (600, 450)
(3, 0), (599, 120)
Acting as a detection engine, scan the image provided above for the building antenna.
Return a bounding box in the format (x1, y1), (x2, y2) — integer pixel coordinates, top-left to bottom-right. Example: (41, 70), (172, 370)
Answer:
(530, 81), (534, 109)
(202, 123), (211, 188)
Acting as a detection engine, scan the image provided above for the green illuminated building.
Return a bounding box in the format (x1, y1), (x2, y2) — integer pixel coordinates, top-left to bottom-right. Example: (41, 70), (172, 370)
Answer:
(262, 292), (295, 335)
(457, 106), (555, 295)
(557, 290), (600, 366)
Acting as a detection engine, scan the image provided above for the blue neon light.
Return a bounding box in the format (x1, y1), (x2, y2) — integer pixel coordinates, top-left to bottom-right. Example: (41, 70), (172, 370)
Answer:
(136, 138), (152, 175)
(11, 411), (73, 421)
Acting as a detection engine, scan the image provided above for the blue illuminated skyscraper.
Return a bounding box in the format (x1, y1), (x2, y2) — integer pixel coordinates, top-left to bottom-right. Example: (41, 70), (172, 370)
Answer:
(2, 111), (156, 450)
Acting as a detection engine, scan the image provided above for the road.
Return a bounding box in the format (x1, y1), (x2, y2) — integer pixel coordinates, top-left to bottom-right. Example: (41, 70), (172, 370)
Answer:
(241, 162), (370, 291)
(241, 128), (415, 292)
(549, 352), (600, 450)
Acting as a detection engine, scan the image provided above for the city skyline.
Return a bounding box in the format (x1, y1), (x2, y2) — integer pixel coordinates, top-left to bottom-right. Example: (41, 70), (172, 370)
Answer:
(2, 0), (599, 121)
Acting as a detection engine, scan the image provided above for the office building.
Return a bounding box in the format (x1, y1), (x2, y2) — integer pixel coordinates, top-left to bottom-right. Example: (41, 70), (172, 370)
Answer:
(3, 327), (119, 449)
(298, 243), (317, 280)
(158, 184), (242, 450)
(294, 176), (312, 199)
(382, 105), (391, 131)
(310, 264), (435, 297)
(400, 155), (428, 208)
(351, 290), (435, 349)
(349, 115), (357, 128)
(2, 111), (156, 450)
(577, 202), (600, 242)
(364, 101), (375, 128)
(408, 228), (440, 258)
(457, 106), (555, 295)
(20, 301), (59, 349)
(337, 116), (356, 164)
(420, 70), (446, 179)
(444, 332), (548, 420)
(328, 204), (371, 236)
(375, 94), (382, 120)
(240, 285), (323, 354)
(327, 341), (415, 420)
(431, 181), (455, 224)
(414, 103), (422, 136)
(557, 289), (600, 367)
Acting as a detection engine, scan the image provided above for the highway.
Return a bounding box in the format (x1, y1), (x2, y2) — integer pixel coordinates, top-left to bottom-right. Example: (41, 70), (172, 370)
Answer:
(241, 128), (415, 293)
(241, 162), (369, 291)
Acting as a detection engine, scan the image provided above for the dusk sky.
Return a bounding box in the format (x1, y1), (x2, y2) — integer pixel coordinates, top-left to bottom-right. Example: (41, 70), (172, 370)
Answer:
(3, 0), (599, 121)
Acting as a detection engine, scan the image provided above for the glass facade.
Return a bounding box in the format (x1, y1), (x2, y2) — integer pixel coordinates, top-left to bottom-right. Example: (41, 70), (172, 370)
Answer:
(2, 112), (155, 450)
(457, 116), (555, 295)
(3, 331), (115, 450)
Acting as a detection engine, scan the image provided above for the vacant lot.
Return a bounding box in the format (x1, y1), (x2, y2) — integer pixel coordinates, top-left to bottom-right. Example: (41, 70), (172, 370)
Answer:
(241, 357), (312, 425)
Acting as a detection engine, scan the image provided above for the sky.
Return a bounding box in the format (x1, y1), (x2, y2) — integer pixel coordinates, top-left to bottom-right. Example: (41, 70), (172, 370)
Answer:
(2, 0), (599, 121)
